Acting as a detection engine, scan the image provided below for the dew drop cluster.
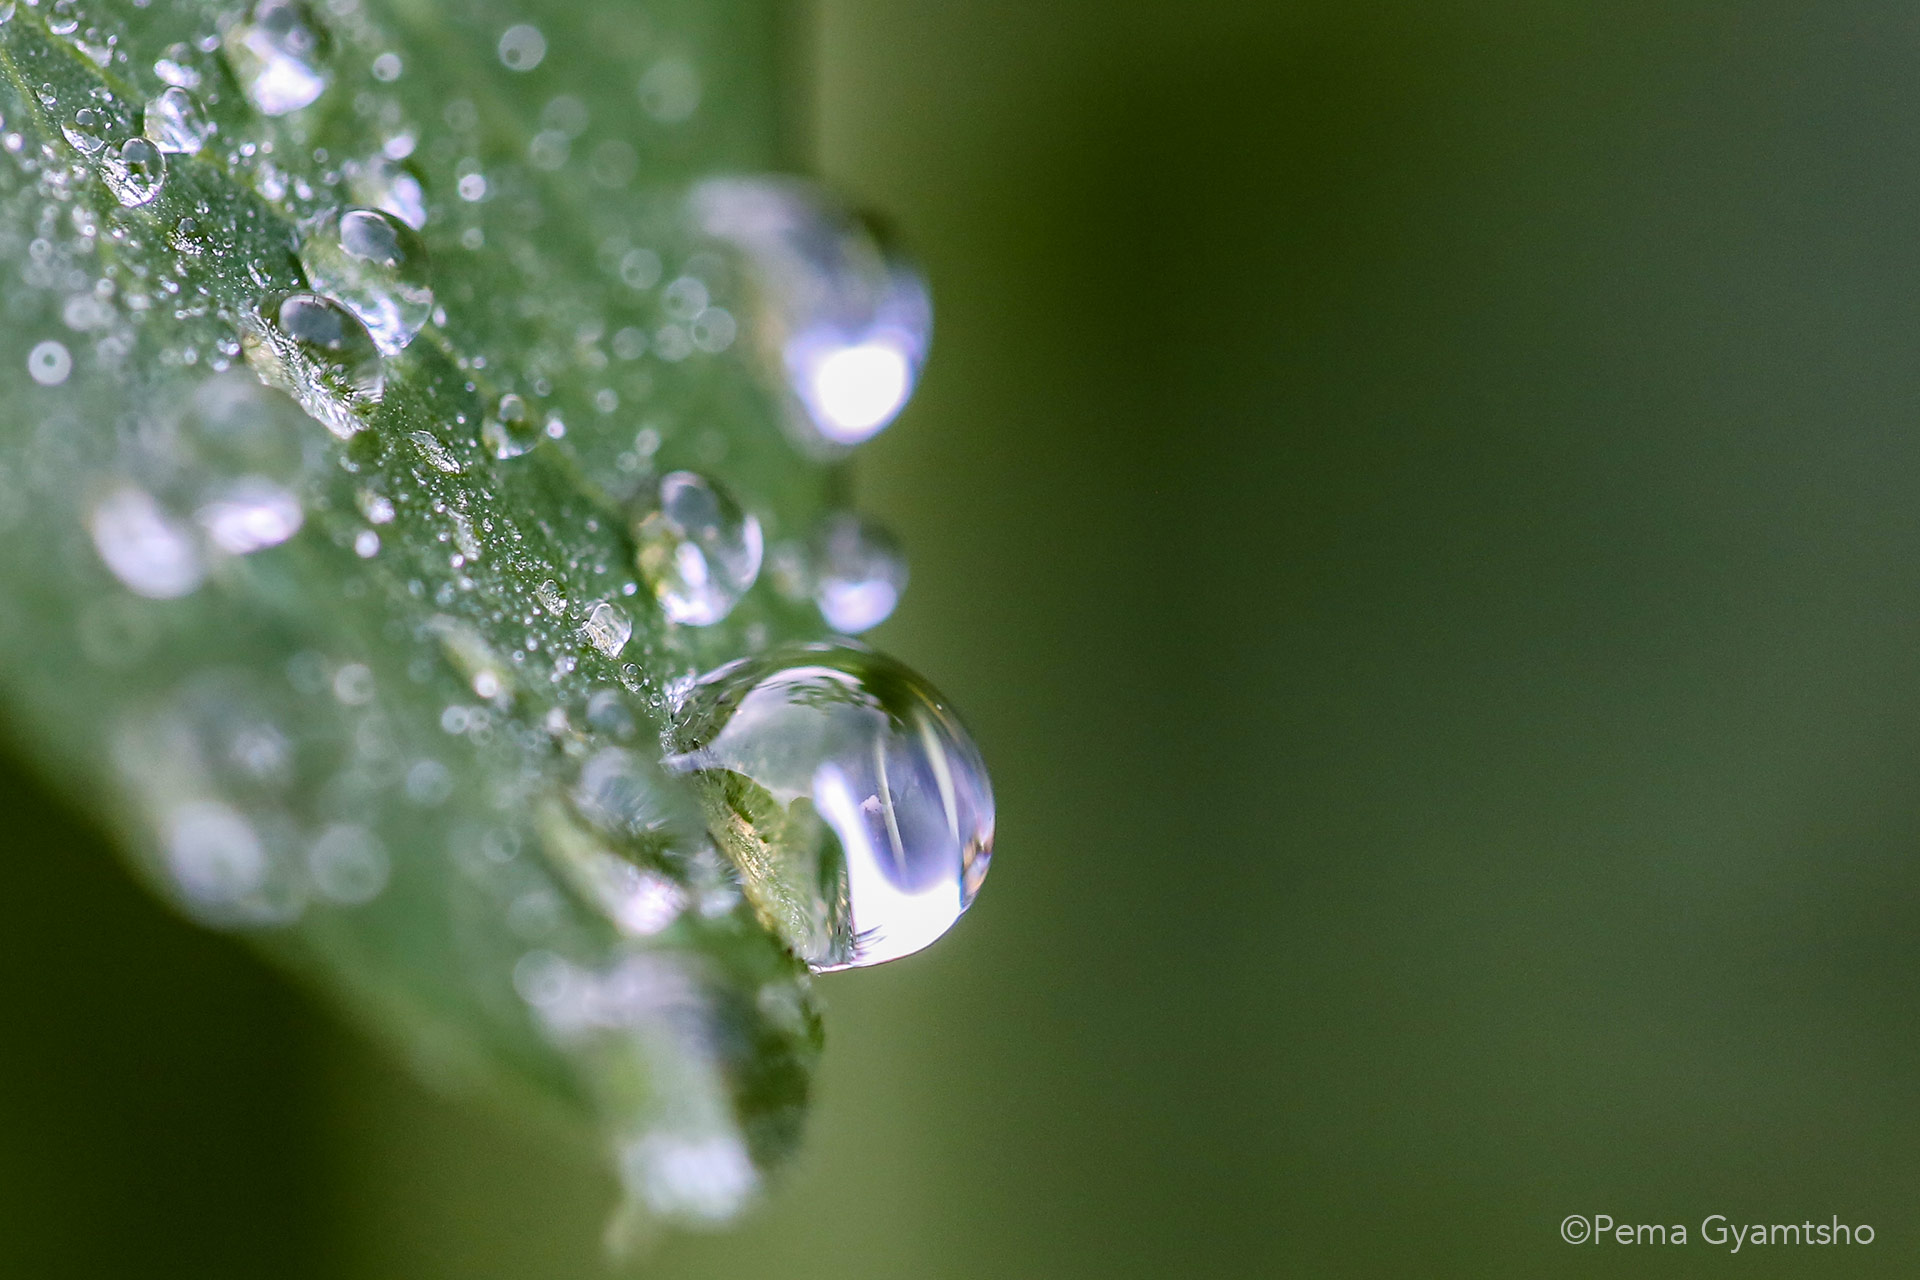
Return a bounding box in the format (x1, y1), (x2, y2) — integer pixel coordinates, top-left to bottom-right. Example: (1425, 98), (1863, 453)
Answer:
(0, 0), (986, 1233)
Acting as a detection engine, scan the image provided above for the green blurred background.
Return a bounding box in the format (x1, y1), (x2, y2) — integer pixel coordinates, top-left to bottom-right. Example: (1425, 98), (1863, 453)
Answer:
(10, 0), (1920, 1274)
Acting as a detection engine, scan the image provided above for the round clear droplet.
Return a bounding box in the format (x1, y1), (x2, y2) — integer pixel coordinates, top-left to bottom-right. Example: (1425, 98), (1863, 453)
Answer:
(481, 391), (540, 458)
(581, 600), (632, 657)
(299, 207), (433, 354)
(143, 86), (212, 154)
(224, 0), (330, 116)
(669, 642), (994, 970)
(811, 513), (907, 633)
(632, 471), (763, 626)
(690, 176), (931, 448)
(241, 292), (384, 437)
(101, 137), (166, 207)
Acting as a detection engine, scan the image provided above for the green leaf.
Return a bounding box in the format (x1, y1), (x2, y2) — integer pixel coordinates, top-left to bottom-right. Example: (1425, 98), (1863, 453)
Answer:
(0, 0), (841, 1238)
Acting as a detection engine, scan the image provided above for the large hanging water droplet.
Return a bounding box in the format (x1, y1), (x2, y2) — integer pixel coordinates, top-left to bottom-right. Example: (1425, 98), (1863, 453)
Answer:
(668, 642), (994, 970)
(690, 176), (931, 448)
(241, 293), (384, 437)
(224, 0), (330, 116)
(101, 137), (166, 207)
(143, 86), (213, 154)
(298, 207), (433, 355)
(810, 513), (907, 633)
(632, 471), (763, 626)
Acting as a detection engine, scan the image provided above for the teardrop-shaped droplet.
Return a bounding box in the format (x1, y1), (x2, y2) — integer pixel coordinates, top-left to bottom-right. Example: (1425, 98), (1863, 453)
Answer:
(143, 86), (213, 154)
(690, 176), (931, 448)
(224, 0), (330, 116)
(101, 137), (166, 207)
(668, 642), (994, 970)
(810, 513), (907, 633)
(241, 292), (384, 437)
(298, 207), (433, 355)
(632, 471), (763, 626)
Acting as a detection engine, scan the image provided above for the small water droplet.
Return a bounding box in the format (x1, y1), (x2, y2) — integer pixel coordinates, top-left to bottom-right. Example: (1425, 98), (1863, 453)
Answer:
(481, 390), (539, 458)
(155, 52), (202, 89)
(691, 177), (931, 447)
(307, 823), (388, 904)
(408, 430), (461, 474)
(101, 137), (166, 207)
(89, 486), (205, 598)
(497, 23), (545, 71)
(350, 156), (427, 229)
(535, 578), (568, 615)
(811, 513), (907, 633)
(632, 471), (763, 626)
(164, 800), (271, 917)
(582, 600), (632, 656)
(27, 339), (71, 385)
(669, 643), (993, 970)
(143, 86), (212, 154)
(195, 476), (303, 554)
(60, 107), (104, 154)
(299, 207), (433, 354)
(241, 293), (384, 437)
(225, 0), (330, 116)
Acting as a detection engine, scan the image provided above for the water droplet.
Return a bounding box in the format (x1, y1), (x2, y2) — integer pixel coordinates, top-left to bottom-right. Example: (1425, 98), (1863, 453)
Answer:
(632, 471), (763, 626)
(89, 486), (205, 598)
(534, 578), (568, 615)
(690, 176), (931, 447)
(155, 51), (202, 89)
(582, 600), (632, 657)
(101, 137), (166, 207)
(60, 107), (104, 154)
(225, 0), (330, 116)
(481, 391), (539, 458)
(669, 643), (992, 970)
(27, 339), (71, 385)
(143, 86), (212, 154)
(307, 823), (388, 904)
(163, 800), (270, 917)
(408, 430), (461, 474)
(241, 293), (384, 437)
(812, 513), (907, 633)
(497, 23), (546, 71)
(195, 476), (303, 554)
(299, 207), (433, 354)
(350, 156), (427, 229)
